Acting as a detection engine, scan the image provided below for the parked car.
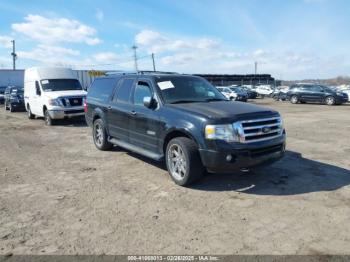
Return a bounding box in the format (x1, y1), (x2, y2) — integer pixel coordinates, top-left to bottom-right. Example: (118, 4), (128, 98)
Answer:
(229, 86), (248, 102)
(255, 85), (274, 97)
(0, 86), (6, 104)
(340, 89), (350, 102)
(24, 67), (87, 125)
(241, 86), (258, 99)
(287, 84), (348, 105)
(85, 72), (286, 186)
(4, 86), (25, 112)
(272, 86), (290, 101)
(216, 86), (237, 100)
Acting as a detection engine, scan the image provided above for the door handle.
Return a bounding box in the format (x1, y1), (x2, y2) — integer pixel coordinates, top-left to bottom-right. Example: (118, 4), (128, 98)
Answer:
(131, 110), (137, 115)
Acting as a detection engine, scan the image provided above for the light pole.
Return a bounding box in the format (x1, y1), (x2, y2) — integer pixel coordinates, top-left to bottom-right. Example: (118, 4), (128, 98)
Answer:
(132, 45), (138, 71)
(11, 40), (17, 70)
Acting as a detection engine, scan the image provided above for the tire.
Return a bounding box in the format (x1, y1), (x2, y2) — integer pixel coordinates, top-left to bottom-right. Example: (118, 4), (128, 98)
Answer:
(325, 96), (335, 106)
(27, 104), (35, 119)
(4, 101), (8, 110)
(165, 137), (204, 186)
(93, 119), (113, 150)
(44, 109), (55, 126)
(9, 104), (14, 112)
(290, 95), (298, 104)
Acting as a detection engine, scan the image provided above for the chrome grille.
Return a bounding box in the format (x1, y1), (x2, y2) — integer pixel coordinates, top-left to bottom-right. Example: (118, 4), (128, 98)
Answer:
(236, 117), (283, 143)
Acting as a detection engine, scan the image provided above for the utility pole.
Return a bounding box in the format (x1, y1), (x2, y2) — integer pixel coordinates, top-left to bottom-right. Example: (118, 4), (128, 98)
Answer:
(151, 53), (156, 72)
(254, 61), (257, 75)
(11, 40), (17, 70)
(132, 45), (138, 71)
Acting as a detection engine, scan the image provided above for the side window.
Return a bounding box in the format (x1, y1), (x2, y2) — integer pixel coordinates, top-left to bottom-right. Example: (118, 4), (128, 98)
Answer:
(89, 78), (119, 102)
(115, 78), (134, 103)
(134, 81), (152, 106)
(35, 81), (41, 96)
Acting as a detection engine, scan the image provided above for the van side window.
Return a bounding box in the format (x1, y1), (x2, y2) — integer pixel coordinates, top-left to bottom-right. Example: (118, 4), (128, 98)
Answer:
(115, 78), (134, 103)
(35, 81), (41, 96)
(134, 81), (152, 106)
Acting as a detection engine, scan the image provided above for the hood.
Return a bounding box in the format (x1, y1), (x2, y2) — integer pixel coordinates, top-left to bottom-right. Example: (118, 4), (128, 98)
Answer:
(168, 101), (278, 122)
(43, 90), (87, 99)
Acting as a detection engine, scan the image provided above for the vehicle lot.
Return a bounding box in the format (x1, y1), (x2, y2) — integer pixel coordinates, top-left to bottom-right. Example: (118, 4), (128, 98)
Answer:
(0, 99), (350, 255)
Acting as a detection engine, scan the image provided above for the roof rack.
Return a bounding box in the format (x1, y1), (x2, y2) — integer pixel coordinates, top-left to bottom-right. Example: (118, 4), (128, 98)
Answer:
(138, 70), (179, 75)
(104, 70), (180, 76)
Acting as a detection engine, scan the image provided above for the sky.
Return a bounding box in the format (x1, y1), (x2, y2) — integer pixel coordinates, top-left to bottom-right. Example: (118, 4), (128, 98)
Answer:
(0, 0), (349, 80)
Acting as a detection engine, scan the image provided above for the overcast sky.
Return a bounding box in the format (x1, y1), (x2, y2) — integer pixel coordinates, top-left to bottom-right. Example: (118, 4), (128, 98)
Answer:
(0, 0), (349, 79)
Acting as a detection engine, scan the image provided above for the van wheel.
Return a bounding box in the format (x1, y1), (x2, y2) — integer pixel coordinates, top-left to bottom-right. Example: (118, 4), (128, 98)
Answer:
(325, 96), (335, 106)
(290, 95), (298, 104)
(44, 110), (54, 125)
(93, 119), (113, 150)
(27, 105), (35, 119)
(165, 137), (204, 186)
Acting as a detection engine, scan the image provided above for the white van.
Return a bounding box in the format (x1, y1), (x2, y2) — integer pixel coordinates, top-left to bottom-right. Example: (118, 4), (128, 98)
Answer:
(24, 67), (87, 125)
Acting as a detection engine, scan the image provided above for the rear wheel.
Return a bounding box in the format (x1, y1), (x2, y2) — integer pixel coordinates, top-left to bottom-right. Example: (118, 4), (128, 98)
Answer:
(93, 119), (113, 150)
(325, 96), (335, 106)
(165, 137), (204, 186)
(290, 95), (298, 104)
(27, 105), (35, 119)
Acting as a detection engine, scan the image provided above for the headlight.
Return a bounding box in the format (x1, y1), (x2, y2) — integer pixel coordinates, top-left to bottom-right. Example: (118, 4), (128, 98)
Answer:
(48, 98), (62, 106)
(205, 124), (240, 142)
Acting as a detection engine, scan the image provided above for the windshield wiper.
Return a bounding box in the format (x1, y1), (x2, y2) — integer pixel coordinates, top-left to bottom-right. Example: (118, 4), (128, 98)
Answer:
(170, 100), (202, 104)
(205, 98), (227, 102)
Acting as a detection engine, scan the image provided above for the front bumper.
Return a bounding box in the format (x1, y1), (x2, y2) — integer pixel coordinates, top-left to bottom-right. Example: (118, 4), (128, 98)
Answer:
(199, 135), (286, 173)
(48, 108), (85, 119)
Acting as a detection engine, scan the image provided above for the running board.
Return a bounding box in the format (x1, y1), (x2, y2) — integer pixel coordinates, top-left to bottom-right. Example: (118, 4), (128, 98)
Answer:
(108, 137), (163, 161)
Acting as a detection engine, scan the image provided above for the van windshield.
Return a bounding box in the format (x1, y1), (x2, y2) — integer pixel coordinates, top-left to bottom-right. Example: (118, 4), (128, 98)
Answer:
(41, 79), (82, 92)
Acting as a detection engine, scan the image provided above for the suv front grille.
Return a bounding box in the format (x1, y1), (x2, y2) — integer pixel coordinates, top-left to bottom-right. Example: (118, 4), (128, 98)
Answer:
(236, 117), (283, 143)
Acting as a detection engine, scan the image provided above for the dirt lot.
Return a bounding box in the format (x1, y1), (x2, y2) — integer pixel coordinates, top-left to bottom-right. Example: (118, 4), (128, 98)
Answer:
(0, 99), (350, 255)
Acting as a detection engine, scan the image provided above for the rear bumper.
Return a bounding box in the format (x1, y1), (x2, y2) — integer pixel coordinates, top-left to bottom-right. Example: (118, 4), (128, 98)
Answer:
(10, 101), (25, 109)
(199, 135), (286, 173)
(48, 109), (85, 119)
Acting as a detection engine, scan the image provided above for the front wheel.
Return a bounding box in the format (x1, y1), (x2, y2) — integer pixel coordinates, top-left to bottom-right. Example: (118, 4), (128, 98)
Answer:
(165, 137), (204, 186)
(290, 95), (298, 104)
(93, 119), (113, 150)
(325, 96), (335, 106)
(27, 105), (35, 119)
(44, 110), (55, 126)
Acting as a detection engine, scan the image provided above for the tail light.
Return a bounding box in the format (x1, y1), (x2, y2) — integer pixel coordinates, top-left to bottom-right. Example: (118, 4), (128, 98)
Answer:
(83, 98), (87, 113)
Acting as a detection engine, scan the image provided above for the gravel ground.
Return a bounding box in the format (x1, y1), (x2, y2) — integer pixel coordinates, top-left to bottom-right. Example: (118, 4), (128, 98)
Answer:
(0, 99), (349, 255)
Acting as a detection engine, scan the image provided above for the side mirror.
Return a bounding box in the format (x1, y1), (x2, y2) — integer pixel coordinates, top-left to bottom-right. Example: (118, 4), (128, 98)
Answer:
(143, 96), (155, 108)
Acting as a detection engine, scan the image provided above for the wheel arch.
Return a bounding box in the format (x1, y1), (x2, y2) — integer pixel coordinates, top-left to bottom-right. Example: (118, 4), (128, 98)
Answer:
(162, 129), (200, 155)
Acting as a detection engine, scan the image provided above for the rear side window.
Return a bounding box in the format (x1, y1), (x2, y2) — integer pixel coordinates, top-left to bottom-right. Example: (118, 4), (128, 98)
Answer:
(115, 78), (134, 103)
(88, 78), (119, 102)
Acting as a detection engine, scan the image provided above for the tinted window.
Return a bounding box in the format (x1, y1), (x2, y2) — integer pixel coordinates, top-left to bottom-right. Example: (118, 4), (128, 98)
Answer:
(116, 78), (134, 103)
(89, 78), (119, 102)
(134, 81), (152, 106)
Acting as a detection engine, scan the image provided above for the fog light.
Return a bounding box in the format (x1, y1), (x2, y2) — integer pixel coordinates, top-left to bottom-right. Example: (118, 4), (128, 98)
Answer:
(226, 154), (232, 162)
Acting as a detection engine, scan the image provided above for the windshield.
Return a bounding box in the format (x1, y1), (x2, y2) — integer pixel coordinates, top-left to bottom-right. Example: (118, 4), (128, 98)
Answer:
(156, 76), (226, 104)
(41, 79), (82, 92)
(11, 88), (24, 94)
(230, 87), (243, 92)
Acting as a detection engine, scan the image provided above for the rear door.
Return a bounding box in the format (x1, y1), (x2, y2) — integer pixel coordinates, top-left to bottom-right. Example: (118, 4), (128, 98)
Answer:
(107, 77), (135, 142)
(128, 79), (162, 153)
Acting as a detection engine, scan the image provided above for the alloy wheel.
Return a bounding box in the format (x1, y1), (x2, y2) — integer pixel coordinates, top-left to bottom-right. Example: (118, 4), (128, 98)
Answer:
(167, 144), (187, 181)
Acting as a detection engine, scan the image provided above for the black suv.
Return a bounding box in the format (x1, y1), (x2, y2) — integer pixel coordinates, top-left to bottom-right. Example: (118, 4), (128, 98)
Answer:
(287, 84), (348, 105)
(85, 72), (286, 186)
(4, 86), (25, 112)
